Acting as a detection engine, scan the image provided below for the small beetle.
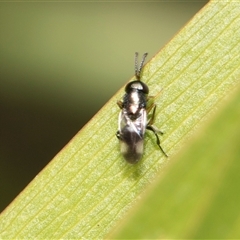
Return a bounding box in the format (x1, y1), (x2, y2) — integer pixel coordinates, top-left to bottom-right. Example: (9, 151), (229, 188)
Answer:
(116, 52), (168, 164)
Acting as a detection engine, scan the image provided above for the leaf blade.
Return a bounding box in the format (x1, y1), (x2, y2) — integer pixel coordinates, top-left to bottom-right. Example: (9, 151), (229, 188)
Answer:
(1, 1), (240, 239)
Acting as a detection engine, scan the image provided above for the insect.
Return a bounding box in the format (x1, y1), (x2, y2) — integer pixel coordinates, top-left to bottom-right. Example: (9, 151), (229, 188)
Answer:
(116, 52), (168, 164)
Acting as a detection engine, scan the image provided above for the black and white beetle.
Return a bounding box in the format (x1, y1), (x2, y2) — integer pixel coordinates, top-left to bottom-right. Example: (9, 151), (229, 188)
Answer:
(116, 52), (168, 164)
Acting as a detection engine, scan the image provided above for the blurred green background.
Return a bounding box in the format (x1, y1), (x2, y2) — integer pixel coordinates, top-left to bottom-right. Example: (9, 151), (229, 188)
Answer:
(0, 2), (207, 212)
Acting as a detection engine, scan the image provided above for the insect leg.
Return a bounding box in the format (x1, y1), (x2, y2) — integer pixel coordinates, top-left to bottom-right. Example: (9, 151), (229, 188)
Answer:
(117, 100), (123, 109)
(116, 130), (121, 139)
(147, 125), (168, 157)
(146, 96), (155, 115)
(147, 105), (168, 157)
(147, 104), (158, 126)
(146, 88), (163, 114)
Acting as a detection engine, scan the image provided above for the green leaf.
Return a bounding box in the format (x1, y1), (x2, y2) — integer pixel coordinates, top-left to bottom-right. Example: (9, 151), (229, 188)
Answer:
(109, 86), (240, 239)
(0, 1), (239, 239)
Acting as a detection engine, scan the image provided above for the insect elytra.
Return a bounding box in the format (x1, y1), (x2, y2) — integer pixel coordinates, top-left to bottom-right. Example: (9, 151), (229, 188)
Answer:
(116, 52), (168, 164)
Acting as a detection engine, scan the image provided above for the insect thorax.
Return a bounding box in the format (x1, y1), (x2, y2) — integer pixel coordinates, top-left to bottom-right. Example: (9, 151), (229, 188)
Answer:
(122, 90), (147, 120)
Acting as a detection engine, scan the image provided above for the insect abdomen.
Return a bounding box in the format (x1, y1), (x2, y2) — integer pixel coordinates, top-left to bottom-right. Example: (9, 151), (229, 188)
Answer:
(119, 127), (144, 164)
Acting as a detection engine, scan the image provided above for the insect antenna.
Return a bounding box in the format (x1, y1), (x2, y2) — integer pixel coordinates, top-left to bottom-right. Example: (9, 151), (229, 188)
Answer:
(135, 52), (148, 81)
